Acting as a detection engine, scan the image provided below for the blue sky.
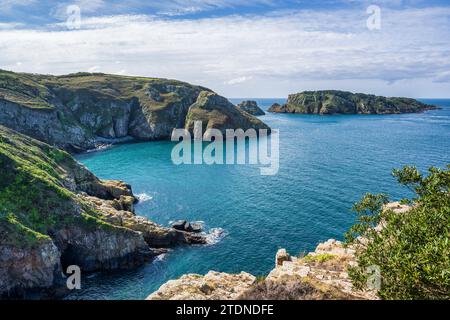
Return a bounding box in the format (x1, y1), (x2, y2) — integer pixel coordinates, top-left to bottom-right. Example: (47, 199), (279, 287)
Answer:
(1, 0), (450, 97)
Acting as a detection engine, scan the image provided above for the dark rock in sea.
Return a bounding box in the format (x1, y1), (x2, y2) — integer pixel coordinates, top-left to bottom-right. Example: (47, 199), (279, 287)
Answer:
(267, 90), (438, 115)
(0, 69), (270, 152)
(171, 220), (203, 233)
(236, 100), (266, 116)
(172, 220), (188, 231)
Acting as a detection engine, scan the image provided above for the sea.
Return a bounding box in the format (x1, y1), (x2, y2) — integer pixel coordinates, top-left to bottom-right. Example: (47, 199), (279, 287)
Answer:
(67, 98), (450, 299)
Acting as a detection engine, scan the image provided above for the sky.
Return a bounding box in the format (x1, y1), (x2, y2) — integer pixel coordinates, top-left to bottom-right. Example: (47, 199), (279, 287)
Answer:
(0, 0), (450, 98)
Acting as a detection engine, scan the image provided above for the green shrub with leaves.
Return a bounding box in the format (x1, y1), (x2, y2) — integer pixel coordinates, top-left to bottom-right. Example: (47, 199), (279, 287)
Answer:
(345, 165), (450, 300)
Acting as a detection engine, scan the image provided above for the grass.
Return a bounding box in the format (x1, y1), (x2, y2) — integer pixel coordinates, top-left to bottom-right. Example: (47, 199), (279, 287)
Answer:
(0, 125), (120, 248)
(303, 253), (337, 264)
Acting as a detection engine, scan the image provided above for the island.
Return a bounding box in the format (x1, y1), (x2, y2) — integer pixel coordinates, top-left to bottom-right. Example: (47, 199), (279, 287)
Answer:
(268, 90), (437, 115)
(236, 100), (266, 116)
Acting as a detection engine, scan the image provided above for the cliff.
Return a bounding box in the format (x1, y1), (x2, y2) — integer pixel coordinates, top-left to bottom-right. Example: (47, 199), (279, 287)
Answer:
(236, 100), (266, 116)
(147, 203), (414, 300)
(268, 90), (437, 115)
(0, 70), (269, 152)
(147, 239), (377, 300)
(0, 125), (204, 298)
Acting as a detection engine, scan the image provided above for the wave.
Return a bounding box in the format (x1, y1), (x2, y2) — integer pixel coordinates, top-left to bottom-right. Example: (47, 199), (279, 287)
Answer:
(204, 227), (228, 245)
(136, 193), (153, 202)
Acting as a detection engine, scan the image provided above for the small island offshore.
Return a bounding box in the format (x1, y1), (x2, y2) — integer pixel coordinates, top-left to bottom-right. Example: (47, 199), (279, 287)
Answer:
(268, 90), (437, 115)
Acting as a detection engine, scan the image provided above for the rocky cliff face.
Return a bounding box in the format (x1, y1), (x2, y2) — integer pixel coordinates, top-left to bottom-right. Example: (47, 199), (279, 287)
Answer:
(0, 70), (269, 152)
(0, 125), (204, 298)
(147, 239), (377, 300)
(148, 203), (414, 300)
(236, 100), (266, 116)
(268, 90), (437, 115)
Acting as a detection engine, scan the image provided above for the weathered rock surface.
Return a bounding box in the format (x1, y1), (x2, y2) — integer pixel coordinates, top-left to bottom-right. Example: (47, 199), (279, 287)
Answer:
(185, 92), (269, 136)
(171, 220), (202, 233)
(236, 100), (266, 116)
(147, 271), (256, 300)
(0, 125), (205, 298)
(268, 90), (437, 115)
(0, 70), (269, 152)
(147, 239), (378, 300)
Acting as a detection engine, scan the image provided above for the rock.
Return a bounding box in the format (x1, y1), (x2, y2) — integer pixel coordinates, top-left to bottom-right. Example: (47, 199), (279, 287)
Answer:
(0, 70), (270, 152)
(267, 90), (437, 115)
(188, 222), (203, 233)
(0, 125), (205, 298)
(185, 91), (270, 136)
(236, 100), (266, 116)
(147, 271), (256, 300)
(275, 248), (291, 267)
(171, 220), (203, 233)
(147, 239), (379, 300)
(172, 220), (188, 231)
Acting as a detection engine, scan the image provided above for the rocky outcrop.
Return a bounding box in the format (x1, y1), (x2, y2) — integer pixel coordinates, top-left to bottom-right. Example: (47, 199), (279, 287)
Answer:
(268, 90), (437, 115)
(147, 271), (256, 300)
(147, 203), (416, 300)
(0, 125), (205, 298)
(147, 239), (377, 300)
(185, 92), (269, 136)
(0, 70), (270, 152)
(236, 100), (266, 116)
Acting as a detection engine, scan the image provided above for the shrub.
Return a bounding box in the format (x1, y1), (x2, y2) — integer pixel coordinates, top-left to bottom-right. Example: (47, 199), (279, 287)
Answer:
(345, 165), (450, 300)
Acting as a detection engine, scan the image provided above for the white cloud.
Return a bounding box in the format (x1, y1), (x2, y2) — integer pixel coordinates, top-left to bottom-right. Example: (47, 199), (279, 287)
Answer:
(0, 7), (450, 97)
(226, 76), (253, 85)
(0, 0), (35, 11)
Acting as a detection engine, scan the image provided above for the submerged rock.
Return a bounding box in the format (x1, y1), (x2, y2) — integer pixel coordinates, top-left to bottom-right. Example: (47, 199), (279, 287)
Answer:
(268, 90), (437, 115)
(236, 100), (266, 116)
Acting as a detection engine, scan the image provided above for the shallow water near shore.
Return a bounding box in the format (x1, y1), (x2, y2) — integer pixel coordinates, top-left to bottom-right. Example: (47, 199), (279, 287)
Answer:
(67, 98), (450, 300)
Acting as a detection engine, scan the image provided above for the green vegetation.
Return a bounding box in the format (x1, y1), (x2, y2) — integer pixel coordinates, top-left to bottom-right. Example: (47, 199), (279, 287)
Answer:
(0, 69), (205, 112)
(0, 69), (53, 109)
(303, 253), (336, 264)
(269, 90), (437, 114)
(0, 126), (118, 248)
(346, 165), (450, 300)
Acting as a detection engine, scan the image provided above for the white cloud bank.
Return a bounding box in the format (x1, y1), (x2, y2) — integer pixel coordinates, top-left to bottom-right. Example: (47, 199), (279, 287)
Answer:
(1, 7), (450, 97)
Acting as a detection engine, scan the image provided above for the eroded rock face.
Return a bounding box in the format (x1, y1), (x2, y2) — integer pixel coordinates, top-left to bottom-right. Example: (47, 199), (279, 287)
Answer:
(236, 100), (266, 116)
(185, 92), (270, 136)
(0, 126), (205, 298)
(0, 70), (270, 152)
(268, 90), (437, 115)
(147, 239), (378, 300)
(147, 271), (256, 300)
(0, 237), (61, 298)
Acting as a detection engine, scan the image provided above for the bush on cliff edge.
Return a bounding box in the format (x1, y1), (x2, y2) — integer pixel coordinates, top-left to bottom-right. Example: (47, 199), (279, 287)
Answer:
(346, 165), (450, 300)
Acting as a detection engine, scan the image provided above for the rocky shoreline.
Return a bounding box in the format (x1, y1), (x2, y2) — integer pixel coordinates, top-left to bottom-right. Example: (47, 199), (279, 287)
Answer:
(236, 100), (266, 116)
(148, 203), (411, 300)
(0, 125), (207, 299)
(147, 239), (375, 300)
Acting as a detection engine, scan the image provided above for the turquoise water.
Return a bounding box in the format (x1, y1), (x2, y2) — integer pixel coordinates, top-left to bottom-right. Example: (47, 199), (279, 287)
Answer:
(68, 99), (450, 300)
